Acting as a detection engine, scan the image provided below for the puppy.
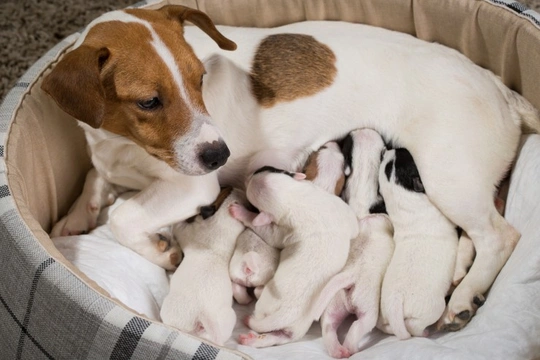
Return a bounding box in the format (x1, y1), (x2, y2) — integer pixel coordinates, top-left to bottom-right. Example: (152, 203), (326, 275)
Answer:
(229, 166), (359, 347)
(229, 228), (279, 305)
(160, 188), (245, 345)
(319, 129), (394, 358)
(378, 148), (458, 339)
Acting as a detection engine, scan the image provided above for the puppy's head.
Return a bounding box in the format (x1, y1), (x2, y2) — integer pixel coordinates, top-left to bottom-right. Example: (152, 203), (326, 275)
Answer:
(42, 5), (236, 175)
(303, 141), (346, 196)
(379, 148), (425, 194)
(245, 166), (306, 213)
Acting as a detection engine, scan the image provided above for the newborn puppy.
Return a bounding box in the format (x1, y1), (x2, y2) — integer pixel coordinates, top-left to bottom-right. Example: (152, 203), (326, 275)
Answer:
(229, 166), (359, 347)
(230, 141), (347, 305)
(378, 148), (458, 339)
(319, 128), (394, 358)
(160, 188), (245, 346)
(229, 228), (280, 305)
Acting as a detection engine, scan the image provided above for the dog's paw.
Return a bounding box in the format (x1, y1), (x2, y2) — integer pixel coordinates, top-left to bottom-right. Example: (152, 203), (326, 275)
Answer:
(228, 203), (246, 220)
(50, 202), (101, 238)
(150, 230), (183, 271)
(437, 291), (485, 332)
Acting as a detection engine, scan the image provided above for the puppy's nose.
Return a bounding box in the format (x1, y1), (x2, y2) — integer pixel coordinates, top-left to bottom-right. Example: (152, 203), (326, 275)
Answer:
(199, 141), (230, 170)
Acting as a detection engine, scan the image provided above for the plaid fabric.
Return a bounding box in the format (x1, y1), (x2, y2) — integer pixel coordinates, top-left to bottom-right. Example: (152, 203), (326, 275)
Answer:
(1, 0), (539, 359)
(486, 0), (540, 27)
(0, 2), (247, 359)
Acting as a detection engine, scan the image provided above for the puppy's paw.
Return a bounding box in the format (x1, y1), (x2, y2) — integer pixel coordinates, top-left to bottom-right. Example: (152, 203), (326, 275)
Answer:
(330, 345), (351, 359)
(437, 291), (485, 332)
(150, 230), (182, 271)
(228, 203), (247, 220)
(238, 331), (259, 345)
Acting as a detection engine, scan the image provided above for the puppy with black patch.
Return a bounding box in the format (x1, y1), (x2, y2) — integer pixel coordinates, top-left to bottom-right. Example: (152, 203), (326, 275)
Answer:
(229, 228), (280, 305)
(160, 188), (245, 345)
(229, 165), (358, 348)
(378, 148), (458, 339)
(319, 129), (394, 358)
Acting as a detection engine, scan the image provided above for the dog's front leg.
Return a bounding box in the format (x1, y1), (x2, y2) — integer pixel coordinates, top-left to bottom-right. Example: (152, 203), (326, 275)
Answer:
(110, 175), (220, 270)
(51, 168), (124, 237)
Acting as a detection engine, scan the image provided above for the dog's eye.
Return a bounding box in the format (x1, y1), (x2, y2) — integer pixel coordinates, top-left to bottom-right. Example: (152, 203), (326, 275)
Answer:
(200, 73), (205, 88)
(137, 97), (161, 110)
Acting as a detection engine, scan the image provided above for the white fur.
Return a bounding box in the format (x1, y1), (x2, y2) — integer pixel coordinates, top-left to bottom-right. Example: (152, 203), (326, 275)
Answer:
(229, 228), (279, 305)
(57, 13), (537, 317)
(160, 189), (245, 345)
(230, 170), (359, 347)
(319, 129), (393, 358)
(378, 149), (457, 339)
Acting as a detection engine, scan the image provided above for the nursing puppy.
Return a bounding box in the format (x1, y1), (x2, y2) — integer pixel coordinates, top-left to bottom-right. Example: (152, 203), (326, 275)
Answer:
(229, 166), (358, 347)
(378, 148), (458, 339)
(160, 188), (245, 345)
(319, 129), (394, 358)
(229, 228), (279, 305)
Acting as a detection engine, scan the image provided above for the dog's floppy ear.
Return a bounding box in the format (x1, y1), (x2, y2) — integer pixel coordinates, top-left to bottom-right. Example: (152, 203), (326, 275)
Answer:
(42, 46), (110, 128)
(161, 5), (237, 51)
(160, 5), (236, 50)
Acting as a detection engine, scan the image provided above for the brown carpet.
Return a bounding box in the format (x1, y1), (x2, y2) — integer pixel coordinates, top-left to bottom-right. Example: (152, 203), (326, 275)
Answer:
(1, 0), (540, 101)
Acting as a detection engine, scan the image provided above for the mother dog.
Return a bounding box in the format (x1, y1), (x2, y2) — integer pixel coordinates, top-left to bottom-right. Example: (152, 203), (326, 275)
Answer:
(42, 5), (540, 330)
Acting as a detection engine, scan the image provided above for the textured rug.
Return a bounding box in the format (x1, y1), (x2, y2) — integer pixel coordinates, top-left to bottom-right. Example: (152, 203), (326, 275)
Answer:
(1, 0), (540, 101)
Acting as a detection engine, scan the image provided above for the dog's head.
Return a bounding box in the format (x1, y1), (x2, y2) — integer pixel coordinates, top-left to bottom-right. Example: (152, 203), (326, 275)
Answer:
(42, 5), (236, 175)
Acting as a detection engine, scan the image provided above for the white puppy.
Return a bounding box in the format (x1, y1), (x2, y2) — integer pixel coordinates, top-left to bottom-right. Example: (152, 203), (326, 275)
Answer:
(229, 166), (358, 347)
(229, 228), (280, 305)
(319, 129), (394, 358)
(378, 148), (458, 339)
(160, 188), (245, 345)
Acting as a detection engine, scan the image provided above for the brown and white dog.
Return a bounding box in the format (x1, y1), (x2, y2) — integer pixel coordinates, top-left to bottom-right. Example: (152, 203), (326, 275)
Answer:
(42, 4), (540, 327)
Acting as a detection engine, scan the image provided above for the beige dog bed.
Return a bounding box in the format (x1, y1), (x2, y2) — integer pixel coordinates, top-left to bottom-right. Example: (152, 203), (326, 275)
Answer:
(1, 0), (540, 359)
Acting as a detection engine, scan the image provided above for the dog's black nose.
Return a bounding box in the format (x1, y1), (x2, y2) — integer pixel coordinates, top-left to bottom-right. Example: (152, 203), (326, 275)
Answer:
(199, 141), (230, 170)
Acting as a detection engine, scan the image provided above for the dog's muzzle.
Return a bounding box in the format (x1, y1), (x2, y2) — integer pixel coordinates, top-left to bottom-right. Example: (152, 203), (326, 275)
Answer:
(198, 140), (230, 171)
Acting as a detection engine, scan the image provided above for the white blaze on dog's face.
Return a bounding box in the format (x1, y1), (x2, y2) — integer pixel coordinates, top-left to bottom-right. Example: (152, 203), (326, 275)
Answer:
(41, 6), (237, 175)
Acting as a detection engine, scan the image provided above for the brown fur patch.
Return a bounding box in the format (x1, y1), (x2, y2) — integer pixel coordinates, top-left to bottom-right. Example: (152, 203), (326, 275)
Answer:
(334, 173), (345, 197)
(250, 34), (337, 107)
(303, 152), (319, 182)
(211, 186), (234, 211)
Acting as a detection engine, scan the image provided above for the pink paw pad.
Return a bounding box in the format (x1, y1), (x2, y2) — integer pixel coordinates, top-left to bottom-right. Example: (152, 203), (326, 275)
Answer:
(238, 332), (257, 345)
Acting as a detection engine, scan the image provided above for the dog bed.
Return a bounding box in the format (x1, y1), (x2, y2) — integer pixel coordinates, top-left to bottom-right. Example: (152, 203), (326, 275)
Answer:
(1, 0), (539, 359)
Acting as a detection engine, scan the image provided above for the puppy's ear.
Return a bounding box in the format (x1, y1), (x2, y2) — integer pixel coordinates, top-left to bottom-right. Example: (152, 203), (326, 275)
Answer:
(413, 177), (425, 193)
(200, 205), (217, 219)
(42, 46), (110, 128)
(252, 211), (273, 226)
(161, 5), (237, 51)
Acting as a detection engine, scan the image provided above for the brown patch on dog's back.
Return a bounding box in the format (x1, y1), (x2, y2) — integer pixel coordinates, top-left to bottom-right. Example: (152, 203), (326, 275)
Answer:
(250, 34), (337, 107)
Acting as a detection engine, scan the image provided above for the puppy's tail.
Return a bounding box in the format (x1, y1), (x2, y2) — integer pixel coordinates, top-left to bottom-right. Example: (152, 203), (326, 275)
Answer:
(489, 72), (540, 134)
(387, 294), (411, 340)
(311, 272), (355, 320)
